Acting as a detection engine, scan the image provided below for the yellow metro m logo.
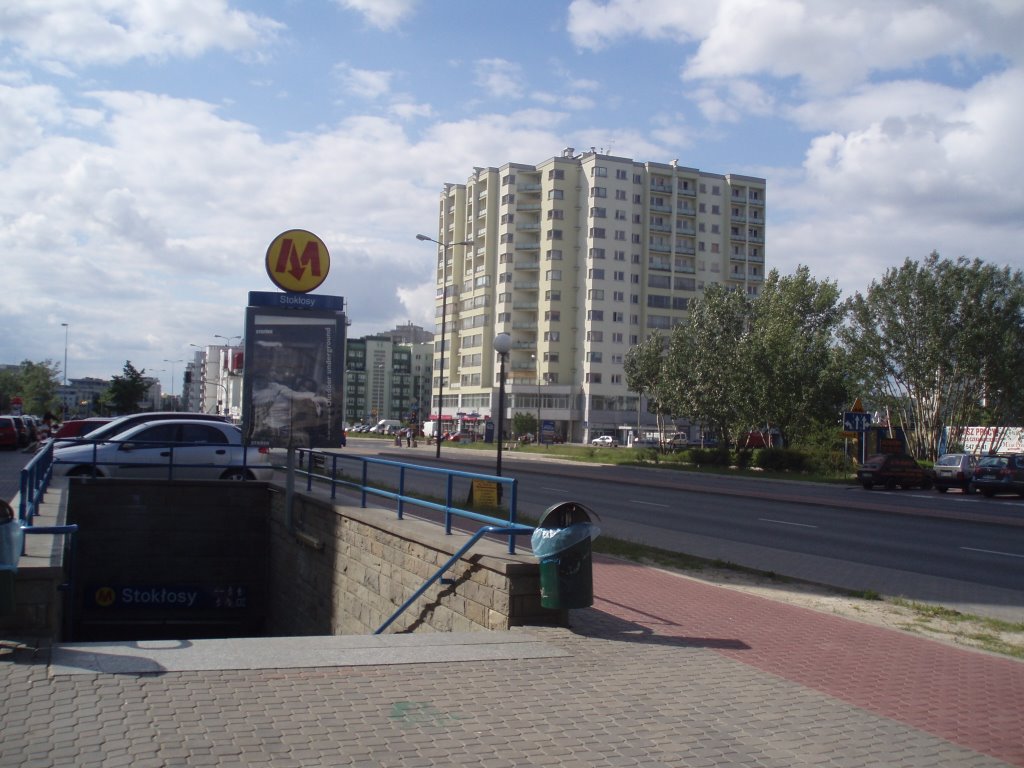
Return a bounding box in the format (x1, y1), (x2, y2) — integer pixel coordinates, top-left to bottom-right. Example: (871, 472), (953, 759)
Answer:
(265, 229), (330, 293)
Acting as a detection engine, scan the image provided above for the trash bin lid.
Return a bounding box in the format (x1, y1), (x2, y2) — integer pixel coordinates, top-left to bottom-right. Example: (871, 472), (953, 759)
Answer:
(536, 501), (599, 529)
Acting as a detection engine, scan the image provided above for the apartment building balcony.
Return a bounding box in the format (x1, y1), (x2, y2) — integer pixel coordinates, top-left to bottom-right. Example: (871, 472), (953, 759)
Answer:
(514, 281), (539, 290)
(649, 258), (672, 271)
(747, 234), (765, 244)
(512, 340), (536, 350)
(513, 260), (540, 270)
(512, 301), (538, 310)
(730, 231), (747, 241)
(649, 222), (671, 233)
(517, 182), (542, 192)
(516, 201), (541, 211)
(747, 195), (765, 206)
(649, 201), (671, 212)
(678, 187), (696, 197)
(512, 321), (538, 330)
(650, 182), (672, 193)
(516, 222), (540, 232)
(731, 213), (747, 222)
(676, 205), (696, 216)
(513, 241), (540, 251)
(674, 263), (696, 274)
(675, 225), (696, 236)
(648, 240), (670, 253)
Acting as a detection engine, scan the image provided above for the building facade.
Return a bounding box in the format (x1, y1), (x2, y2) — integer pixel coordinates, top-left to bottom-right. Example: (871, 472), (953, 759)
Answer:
(343, 337), (431, 428)
(426, 148), (767, 443)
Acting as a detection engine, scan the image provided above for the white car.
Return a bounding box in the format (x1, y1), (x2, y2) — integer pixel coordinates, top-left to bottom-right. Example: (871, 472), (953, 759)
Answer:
(591, 435), (617, 447)
(52, 420), (273, 481)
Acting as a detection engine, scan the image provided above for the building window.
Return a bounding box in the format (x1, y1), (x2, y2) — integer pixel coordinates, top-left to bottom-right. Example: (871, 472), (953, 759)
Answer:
(615, 189), (627, 200)
(590, 207), (607, 218)
(588, 289), (605, 300)
(502, 174), (516, 185)
(547, 230), (563, 240)
(589, 268), (605, 279)
(585, 373), (602, 384)
(544, 331), (560, 341)
(587, 331), (604, 342)
(586, 351), (603, 363)
(589, 247), (606, 259)
(500, 213), (514, 224)
(546, 269), (562, 280)
(592, 166), (608, 177)
(546, 249), (563, 260)
(613, 291), (624, 301)
(548, 189), (564, 200)
(587, 309), (604, 321)
(591, 187), (607, 198)
(612, 311), (624, 322)
(544, 352), (560, 362)
(547, 209), (564, 220)
(616, 169), (628, 180)
(546, 289), (562, 300)
(545, 310), (561, 322)
(590, 227), (606, 238)
(548, 168), (565, 180)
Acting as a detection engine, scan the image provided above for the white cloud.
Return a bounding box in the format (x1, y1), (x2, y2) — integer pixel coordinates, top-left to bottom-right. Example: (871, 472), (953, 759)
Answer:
(0, 0), (282, 66)
(474, 59), (525, 99)
(334, 63), (394, 100)
(334, 0), (418, 30)
(567, 0), (716, 50)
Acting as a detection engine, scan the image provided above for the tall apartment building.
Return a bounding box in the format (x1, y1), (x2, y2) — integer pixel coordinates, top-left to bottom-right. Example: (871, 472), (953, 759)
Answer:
(343, 336), (431, 426)
(426, 148), (766, 443)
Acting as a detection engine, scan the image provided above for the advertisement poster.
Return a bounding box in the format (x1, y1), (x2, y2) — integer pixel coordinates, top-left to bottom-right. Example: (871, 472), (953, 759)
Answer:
(242, 308), (345, 449)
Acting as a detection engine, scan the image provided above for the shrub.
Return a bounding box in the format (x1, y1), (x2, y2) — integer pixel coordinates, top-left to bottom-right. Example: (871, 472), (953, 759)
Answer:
(753, 447), (807, 472)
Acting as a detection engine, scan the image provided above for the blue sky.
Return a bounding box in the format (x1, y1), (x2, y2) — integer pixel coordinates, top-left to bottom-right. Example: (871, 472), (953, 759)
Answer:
(1, 0), (1022, 393)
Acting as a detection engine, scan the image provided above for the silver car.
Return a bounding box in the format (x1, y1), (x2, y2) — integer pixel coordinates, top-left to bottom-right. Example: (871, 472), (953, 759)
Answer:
(932, 452), (977, 493)
(52, 420), (272, 481)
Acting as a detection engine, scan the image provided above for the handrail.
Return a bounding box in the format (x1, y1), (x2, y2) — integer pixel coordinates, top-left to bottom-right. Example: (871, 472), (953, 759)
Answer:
(374, 524), (535, 635)
(19, 441), (55, 523)
(296, 449), (523, 553)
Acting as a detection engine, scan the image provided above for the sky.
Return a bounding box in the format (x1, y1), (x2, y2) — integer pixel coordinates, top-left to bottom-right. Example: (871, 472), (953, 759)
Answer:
(1, 0), (1022, 394)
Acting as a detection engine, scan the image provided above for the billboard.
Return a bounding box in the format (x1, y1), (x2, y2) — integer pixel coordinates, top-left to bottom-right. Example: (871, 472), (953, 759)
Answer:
(242, 305), (346, 449)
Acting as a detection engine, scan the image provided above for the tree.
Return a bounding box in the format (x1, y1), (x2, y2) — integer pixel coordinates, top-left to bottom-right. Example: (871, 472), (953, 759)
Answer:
(743, 267), (850, 446)
(106, 361), (151, 415)
(665, 284), (750, 446)
(0, 359), (61, 415)
(624, 331), (664, 430)
(511, 412), (537, 441)
(841, 253), (1024, 460)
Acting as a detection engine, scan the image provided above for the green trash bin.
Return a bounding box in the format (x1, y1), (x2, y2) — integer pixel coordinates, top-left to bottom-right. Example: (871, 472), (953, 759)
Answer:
(533, 502), (600, 610)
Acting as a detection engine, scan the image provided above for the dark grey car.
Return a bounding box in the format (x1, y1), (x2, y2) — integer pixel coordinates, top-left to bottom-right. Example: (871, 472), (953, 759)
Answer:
(932, 453), (977, 493)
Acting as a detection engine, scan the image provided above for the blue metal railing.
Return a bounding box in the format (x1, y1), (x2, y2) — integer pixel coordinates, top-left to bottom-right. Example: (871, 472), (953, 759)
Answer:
(296, 449), (525, 554)
(48, 438), (267, 482)
(293, 449), (538, 634)
(19, 441), (55, 524)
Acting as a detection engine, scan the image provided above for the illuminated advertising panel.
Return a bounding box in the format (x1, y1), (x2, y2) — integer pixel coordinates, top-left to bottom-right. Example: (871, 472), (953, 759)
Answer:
(242, 302), (345, 449)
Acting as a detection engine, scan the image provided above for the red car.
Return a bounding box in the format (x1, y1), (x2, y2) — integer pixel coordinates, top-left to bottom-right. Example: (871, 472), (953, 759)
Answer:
(0, 416), (19, 450)
(53, 417), (113, 439)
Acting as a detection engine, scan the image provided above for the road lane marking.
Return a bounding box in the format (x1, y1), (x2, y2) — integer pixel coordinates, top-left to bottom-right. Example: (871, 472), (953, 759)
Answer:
(542, 487), (569, 493)
(759, 518), (818, 528)
(631, 500), (669, 507)
(961, 547), (1024, 559)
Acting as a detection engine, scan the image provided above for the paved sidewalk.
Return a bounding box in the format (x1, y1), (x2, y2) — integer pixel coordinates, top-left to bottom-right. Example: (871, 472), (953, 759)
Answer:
(2, 552), (1022, 767)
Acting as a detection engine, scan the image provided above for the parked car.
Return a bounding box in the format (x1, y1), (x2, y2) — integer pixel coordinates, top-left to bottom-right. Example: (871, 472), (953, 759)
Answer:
(52, 419), (272, 481)
(665, 432), (689, 451)
(591, 435), (617, 447)
(857, 453), (932, 490)
(931, 453), (977, 493)
(7, 415), (29, 447)
(0, 416), (19, 450)
(970, 454), (1024, 498)
(55, 411), (229, 447)
(52, 417), (114, 440)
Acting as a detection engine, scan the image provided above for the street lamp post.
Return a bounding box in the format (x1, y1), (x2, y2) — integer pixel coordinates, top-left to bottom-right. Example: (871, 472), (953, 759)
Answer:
(163, 359), (184, 409)
(61, 323), (69, 385)
(493, 332), (511, 478)
(416, 233), (472, 458)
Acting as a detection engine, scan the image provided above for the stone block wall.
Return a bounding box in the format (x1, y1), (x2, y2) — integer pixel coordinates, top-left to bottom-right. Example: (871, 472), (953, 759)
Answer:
(266, 490), (555, 636)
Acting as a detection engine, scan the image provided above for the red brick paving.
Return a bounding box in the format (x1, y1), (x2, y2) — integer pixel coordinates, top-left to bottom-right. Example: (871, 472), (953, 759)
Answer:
(592, 554), (1024, 766)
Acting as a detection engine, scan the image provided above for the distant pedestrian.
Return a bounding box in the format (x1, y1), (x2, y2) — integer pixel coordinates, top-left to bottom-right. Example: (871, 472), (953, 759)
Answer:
(405, 428), (412, 447)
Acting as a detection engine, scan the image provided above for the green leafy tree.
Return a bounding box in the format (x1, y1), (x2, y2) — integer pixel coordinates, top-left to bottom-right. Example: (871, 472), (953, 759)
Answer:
(841, 253), (1024, 459)
(105, 361), (151, 415)
(511, 411), (537, 441)
(0, 359), (61, 415)
(665, 284), (750, 446)
(624, 331), (665, 430)
(743, 267), (850, 446)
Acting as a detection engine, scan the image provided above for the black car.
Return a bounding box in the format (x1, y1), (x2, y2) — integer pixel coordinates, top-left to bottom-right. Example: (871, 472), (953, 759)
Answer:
(857, 453), (932, 490)
(970, 454), (1024, 498)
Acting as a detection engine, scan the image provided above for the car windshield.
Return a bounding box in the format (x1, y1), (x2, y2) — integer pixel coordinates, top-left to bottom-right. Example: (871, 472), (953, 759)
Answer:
(936, 455), (964, 466)
(978, 456), (1007, 468)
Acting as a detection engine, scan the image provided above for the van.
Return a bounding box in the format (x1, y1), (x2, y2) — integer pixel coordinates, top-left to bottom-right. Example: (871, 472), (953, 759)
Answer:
(370, 419), (403, 433)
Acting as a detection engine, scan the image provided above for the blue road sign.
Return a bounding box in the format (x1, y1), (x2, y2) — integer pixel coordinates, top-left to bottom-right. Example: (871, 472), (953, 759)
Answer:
(843, 412), (872, 431)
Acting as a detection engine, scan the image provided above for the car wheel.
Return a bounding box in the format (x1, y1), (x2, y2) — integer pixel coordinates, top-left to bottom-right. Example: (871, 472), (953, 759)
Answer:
(920, 477), (933, 490)
(861, 481), (873, 490)
(220, 468), (255, 481)
(884, 478), (897, 490)
(981, 489), (996, 498)
(936, 486), (948, 493)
